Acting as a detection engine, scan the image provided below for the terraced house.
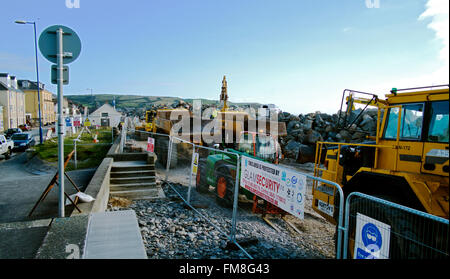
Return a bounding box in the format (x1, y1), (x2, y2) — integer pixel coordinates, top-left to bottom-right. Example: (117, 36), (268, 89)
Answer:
(18, 79), (56, 126)
(0, 73), (26, 131)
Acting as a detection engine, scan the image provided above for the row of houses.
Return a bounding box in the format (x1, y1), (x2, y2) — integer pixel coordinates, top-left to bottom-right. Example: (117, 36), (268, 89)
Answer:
(0, 72), (58, 132)
(0, 72), (123, 133)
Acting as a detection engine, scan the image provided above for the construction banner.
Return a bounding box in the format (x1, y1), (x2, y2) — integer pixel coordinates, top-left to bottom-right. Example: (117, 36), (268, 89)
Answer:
(240, 155), (306, 219)
(73, 116), (81, 127)
(147, 137), (155, 153)
(83, 117), (91, 127)
(191, 152), (199, 176)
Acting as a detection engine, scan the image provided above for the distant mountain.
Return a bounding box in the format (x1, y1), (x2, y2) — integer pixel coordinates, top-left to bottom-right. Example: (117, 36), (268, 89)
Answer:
(65, 94), (262, 111)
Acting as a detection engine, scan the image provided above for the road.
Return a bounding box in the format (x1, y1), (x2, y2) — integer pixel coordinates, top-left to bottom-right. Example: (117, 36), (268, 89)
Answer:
(0, 150), (96, 223)
(26, 125), (54, 144)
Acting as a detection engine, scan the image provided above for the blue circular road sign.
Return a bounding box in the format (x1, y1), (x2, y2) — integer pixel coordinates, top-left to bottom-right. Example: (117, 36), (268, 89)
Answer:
(38, 25), (81, 64)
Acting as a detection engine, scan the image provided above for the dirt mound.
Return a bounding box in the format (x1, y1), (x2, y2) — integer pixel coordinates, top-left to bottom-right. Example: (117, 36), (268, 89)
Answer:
(108, 196), (133, 208)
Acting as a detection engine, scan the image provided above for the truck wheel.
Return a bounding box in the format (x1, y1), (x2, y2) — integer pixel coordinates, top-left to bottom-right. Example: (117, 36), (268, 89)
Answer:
(214, 166), (234, 208)
(196, 159), (209, 193)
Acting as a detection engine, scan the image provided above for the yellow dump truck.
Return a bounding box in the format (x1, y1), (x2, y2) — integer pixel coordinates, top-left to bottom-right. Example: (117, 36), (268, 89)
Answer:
(313, 85), (449, 221)
(137, 107), (287, 166)
(312, 85), (449, 257)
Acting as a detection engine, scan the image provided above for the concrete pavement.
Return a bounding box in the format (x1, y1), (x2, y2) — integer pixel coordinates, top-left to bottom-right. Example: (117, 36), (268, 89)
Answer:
(0, 152), (95, 223)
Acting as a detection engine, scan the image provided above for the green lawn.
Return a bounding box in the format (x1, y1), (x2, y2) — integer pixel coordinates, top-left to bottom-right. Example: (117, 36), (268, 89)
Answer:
(33, 128), (113, 169)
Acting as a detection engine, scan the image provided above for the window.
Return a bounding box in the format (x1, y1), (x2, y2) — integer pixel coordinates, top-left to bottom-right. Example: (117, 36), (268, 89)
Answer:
(11, 134), (28, 140)
(428, 101), (449, 143)
(238, 134), (254, 155)
(255, 135), (276, 161)
(102, 113), (109, 117)
(383, 103), (424, 140)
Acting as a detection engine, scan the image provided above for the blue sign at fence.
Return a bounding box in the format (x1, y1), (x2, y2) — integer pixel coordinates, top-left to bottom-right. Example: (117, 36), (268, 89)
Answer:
(65, 117), (72, 127)
(354, 213), (391, 259)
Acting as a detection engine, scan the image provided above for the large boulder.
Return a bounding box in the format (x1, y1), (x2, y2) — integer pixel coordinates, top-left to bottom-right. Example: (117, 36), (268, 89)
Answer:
(305, 130), (323, 144)
(287, 121), (302, 133)
(297, 144), (316, 163)
(283, 140), (302, 159)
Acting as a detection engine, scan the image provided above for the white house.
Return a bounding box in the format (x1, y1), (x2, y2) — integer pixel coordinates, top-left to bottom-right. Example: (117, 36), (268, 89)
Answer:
(89, 103), (122, 127)
(0, 73), (26, 130)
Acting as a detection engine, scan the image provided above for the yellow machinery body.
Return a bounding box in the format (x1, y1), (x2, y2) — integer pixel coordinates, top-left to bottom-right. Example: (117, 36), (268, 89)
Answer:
(312, 86), (449, 224)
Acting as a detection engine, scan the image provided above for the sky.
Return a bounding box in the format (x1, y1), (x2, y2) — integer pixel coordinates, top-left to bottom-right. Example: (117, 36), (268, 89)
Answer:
(0, 0), (448, 114)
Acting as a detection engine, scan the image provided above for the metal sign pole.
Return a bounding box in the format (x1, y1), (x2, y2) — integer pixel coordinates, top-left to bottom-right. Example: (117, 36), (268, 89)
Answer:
(186, 144), (196, 204)
(165, 136), (173, 181)
(230, 154), (241, 242)
(74, 139), (77, 170)
(38, 24), (81, 218)
(57, 27), (65, 218)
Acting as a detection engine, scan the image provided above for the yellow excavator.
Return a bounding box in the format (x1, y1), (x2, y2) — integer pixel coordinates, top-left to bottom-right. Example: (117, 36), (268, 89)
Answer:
(135, 76), (286, 167)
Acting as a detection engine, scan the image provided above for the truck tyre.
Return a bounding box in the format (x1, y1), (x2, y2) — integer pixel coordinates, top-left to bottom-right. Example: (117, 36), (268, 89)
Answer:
(214, 166), (234, 208)
(196, 159), (209, 193)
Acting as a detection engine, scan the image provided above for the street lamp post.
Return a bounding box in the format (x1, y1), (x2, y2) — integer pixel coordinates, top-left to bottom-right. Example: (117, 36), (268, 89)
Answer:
(15, 20), (44, 144)
(86, 88), (93, 114)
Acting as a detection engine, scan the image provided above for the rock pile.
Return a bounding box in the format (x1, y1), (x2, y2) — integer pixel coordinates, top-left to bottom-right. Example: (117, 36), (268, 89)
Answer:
(109, 183), (333, 259)
(278, 109), (379, 162)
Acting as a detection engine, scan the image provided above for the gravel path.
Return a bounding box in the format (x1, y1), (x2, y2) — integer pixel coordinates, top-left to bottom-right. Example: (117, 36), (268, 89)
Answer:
(109, 177), (336, 259)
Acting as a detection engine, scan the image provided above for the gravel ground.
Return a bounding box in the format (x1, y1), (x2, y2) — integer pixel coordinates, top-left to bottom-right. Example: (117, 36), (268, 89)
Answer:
(108, 160), (336, 259)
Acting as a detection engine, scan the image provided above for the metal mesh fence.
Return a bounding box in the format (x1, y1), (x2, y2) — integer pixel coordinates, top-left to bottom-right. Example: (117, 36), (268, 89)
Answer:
(230, 160), (344, 259)
(344, 192), (449, 259)
(124, 130), (347, 259)
(63, 126), (115, 172)
(165, 139), (250, 257)
(126, 129), (171, 176)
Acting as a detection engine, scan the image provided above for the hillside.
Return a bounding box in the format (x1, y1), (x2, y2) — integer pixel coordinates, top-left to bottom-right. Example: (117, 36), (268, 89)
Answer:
(65, 94), (262, 112)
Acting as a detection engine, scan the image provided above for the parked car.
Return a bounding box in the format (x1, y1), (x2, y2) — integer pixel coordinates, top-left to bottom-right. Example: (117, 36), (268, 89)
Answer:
(0, 135), (14, 159)
(19, 124), (31, 131)
(11, 133), (35, 151)
(5, 128), (23, 139)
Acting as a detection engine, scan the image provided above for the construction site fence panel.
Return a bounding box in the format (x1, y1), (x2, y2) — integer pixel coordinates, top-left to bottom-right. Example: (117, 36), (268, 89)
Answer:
(165, 136), (253, 258)
(125, 129), (349, 259)
(164, 135), (347, 259)
(126, 129), (171, 175)
(343, 192), (449, 259)
(54, 126), (115, 172)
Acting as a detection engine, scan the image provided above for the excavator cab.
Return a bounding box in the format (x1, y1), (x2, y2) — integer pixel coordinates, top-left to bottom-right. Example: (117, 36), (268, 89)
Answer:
(237, 131), (281, 164)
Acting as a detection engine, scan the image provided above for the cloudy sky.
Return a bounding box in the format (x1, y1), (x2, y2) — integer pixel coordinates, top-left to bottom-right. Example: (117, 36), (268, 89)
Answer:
(1, 0), (448, 114)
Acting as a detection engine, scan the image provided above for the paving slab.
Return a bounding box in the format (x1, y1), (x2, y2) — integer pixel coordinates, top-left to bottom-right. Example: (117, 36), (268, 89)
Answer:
(0, 219), (52, 259)
(83, 210), (147, 259)
(35, 215), (89, 259)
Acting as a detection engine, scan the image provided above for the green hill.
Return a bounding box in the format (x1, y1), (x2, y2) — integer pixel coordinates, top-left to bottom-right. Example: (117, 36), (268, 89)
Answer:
(66, 94), (261, 111)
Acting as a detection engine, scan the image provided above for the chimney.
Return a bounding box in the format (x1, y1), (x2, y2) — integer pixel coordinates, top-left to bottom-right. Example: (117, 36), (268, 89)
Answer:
(0, 73), (11, 88)
(10, 76), (18, 89)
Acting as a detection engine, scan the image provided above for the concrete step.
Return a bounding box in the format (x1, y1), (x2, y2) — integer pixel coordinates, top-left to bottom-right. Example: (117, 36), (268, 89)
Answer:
(110, 170), (155, 178)
(111, 164), (155, 172)
(110, 182), (158, 191)
(110, 188), (166, 200)
(110, 176), (156, 184)
(83, 210), (147, 259)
